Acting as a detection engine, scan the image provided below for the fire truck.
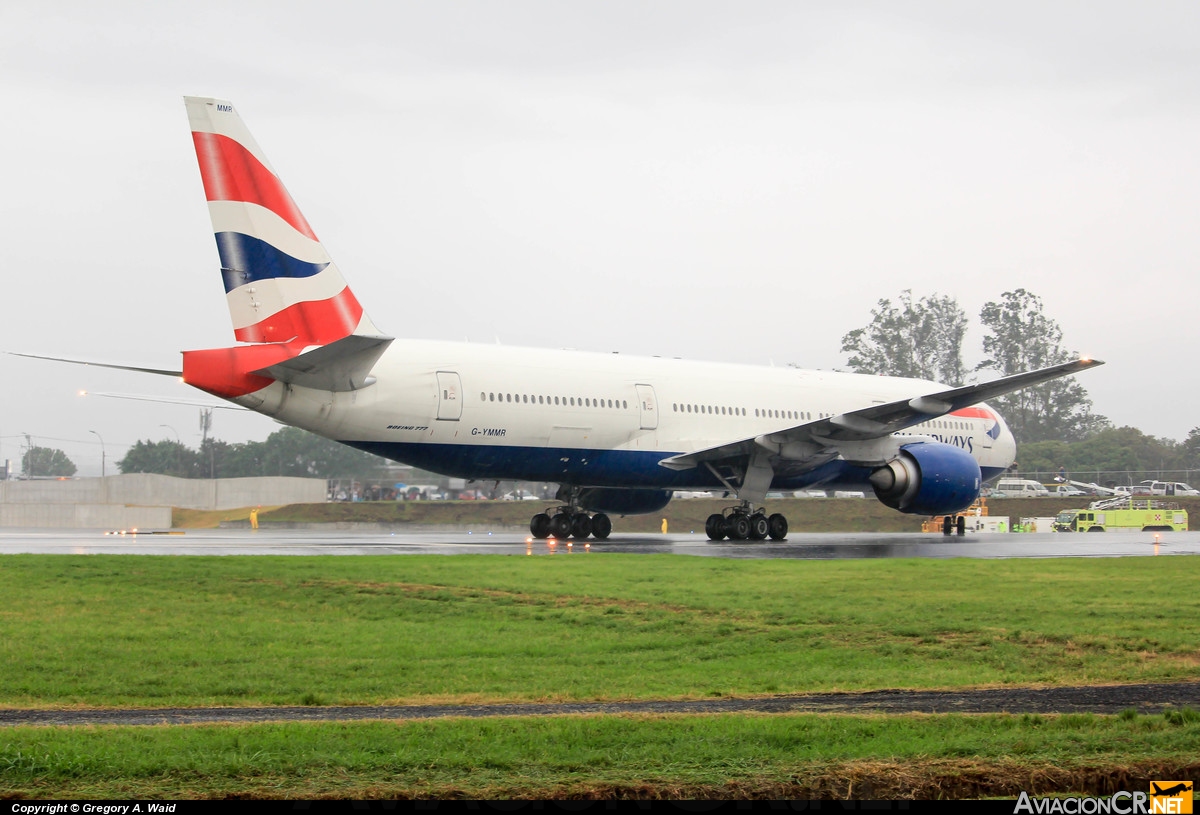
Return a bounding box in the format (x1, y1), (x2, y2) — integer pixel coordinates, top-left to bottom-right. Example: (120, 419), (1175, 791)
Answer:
(1053, 498), (1188, 532)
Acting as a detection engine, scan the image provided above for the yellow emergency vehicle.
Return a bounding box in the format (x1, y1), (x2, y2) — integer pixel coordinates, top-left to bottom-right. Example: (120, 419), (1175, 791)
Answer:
(1053, 498), (1188, 532)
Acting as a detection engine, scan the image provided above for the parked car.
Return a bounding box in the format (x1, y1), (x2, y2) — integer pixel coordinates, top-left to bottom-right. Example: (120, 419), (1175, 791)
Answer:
(1114, 485), (1153, 496)
(1138, 480), (1200, 496)
(1053, 485), (1087, 497)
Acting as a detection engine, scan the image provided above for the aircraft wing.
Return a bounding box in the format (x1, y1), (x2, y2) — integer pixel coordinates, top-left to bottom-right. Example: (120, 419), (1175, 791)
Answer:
(659, 357), (1103, 471)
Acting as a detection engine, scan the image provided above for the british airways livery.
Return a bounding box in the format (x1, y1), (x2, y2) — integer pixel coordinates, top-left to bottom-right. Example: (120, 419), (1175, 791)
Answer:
(41, 97), (1107, 541)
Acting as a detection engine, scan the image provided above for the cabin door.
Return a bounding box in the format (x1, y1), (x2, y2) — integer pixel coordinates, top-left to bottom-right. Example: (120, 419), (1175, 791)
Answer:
(436, 371), (462, 421)
(635, 384), (658, 430)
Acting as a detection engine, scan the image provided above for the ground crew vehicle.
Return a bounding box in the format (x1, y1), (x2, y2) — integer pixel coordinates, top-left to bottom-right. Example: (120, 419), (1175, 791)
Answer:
(1053, 499), (1188, 532)
(995, 478), (1050, 497)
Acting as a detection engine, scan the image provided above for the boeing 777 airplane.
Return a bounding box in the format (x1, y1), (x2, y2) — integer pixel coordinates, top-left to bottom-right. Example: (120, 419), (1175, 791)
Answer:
(20, 97), (1104, 541)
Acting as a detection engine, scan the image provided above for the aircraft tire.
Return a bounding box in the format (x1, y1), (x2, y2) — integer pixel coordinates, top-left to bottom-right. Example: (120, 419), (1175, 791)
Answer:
(727, 514), (751, 541)
(530, 513), (551, 539)
(942, 516), (953, 536)
(705, 514), (727, 541)
(748, 514), (769, 540)
(570, 513), (592, 539)
(956, 515), (966, 536)
(549, 513), (572, 539)
(591, 513), (612, 540)
(768, 513), (788, 541)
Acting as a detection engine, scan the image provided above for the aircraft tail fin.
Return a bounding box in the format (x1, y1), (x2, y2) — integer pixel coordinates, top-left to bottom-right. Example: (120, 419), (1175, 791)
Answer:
(184, 96), (383, 345)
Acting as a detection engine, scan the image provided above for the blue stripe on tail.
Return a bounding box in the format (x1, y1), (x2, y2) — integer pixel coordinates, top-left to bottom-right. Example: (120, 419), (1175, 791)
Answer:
(215, 232), (329, 292)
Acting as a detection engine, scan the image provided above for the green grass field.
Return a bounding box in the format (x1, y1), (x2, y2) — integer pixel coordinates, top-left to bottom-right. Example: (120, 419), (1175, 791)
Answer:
(4, 711), (1199, 799)
(2, 555), (1199, 707)
(3, 553), (1198, 798)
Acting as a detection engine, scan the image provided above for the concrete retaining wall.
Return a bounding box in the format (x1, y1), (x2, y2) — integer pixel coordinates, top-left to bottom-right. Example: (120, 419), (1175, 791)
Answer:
(0, 474), (326, 510)
(0, 503), (171, 529)
(0, 474), (326, 528)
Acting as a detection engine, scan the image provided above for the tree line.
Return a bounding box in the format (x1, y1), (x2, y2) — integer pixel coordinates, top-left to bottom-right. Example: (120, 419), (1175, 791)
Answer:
(117, 426), (389, 479)
(1018, 426), (1200, 481)
(15, 427), (390, 481)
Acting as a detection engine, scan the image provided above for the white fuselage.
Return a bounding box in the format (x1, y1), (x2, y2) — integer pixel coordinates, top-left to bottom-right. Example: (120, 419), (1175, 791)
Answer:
(233, 339), (1017, 492)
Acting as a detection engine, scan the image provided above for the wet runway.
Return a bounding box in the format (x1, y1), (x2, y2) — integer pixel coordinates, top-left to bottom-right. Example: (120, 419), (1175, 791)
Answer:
(1, 526), (1198, 559)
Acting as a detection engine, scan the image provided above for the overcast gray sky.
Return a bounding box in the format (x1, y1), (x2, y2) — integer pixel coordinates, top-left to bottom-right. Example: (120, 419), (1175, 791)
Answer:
(2, 1), (1197, 476)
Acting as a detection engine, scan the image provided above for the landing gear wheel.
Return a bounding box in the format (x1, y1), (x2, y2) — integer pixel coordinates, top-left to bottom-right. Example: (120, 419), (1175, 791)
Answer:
(591, 513), (612, 540)
(570, 513), (592, 539)
(727, 514), (751, 541)
(943, 516), (953, 536)
(549, 513), (572, 539)
(748, 513), (769, 540)
(767, 513), (788, 541)
(530, 513), (551, 539)
(956, 515), (966, 536)
(705, 514), (727, 541)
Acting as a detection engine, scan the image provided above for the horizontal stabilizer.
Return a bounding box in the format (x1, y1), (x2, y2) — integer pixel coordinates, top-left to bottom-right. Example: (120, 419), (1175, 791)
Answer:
(7, 351), (182, 377)
(81, 391), (247, 410)
(251, 334), (393, 392)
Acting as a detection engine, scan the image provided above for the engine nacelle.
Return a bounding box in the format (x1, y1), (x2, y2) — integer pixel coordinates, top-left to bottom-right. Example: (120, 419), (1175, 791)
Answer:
(577, 488), (674, 516)
(868, 442), (981, 516)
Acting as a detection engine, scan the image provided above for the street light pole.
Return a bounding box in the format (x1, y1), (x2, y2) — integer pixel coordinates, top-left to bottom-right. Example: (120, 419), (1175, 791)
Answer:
(89, 430), (106, 478)
(160, 424), (182, 477)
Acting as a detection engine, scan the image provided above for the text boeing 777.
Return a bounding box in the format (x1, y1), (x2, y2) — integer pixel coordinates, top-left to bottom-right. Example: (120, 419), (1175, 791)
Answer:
(62, 97), (1112, 540)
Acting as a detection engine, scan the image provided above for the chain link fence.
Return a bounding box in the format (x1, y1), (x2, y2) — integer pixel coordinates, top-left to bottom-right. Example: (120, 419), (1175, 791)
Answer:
(1012, 469), (1200, 488)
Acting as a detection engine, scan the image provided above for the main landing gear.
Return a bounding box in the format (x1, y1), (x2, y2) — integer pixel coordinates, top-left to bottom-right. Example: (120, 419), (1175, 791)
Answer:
(530, 487), (612, 540)
(705, 503), (788, 541)
(529, 509), (612, 540)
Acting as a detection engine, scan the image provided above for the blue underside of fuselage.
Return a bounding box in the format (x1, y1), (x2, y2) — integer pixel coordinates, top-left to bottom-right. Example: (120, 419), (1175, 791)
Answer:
(343, 440), (1007, 493)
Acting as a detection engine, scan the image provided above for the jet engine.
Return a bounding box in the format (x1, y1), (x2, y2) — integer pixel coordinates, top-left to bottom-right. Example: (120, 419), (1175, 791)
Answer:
(577, 488), (674, 516)
(868, 442), (981, 516)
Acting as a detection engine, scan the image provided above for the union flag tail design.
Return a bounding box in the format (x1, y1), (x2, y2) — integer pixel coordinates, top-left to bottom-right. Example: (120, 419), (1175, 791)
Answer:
(185, 96), (380, 345)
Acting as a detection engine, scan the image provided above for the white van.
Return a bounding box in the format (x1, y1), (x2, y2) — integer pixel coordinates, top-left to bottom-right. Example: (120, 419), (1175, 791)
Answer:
(995, 478), (1051, 497)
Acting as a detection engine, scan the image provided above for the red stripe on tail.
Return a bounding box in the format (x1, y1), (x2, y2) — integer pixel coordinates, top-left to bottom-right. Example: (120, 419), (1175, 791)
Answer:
(233, 287), (364, 345)
(192, 131), (318, 241)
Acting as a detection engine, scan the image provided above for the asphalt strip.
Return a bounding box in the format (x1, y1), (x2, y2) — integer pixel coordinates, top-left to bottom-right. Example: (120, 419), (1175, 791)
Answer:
(2, 682), (1198, 727)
